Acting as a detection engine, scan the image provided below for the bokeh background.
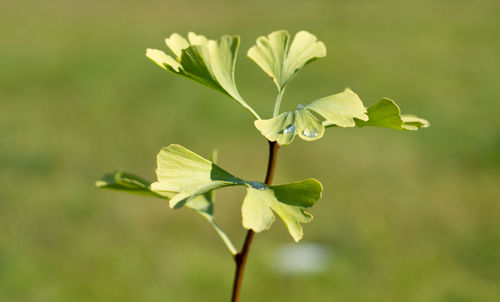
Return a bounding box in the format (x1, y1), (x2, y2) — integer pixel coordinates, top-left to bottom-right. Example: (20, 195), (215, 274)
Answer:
(1, 0), (499, 301)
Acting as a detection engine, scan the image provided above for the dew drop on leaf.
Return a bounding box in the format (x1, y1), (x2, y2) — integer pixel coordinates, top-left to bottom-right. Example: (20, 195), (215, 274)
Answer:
(246, 181), (268, 190)
(283, 125), (297, 134)
(302, 128), (318, 138)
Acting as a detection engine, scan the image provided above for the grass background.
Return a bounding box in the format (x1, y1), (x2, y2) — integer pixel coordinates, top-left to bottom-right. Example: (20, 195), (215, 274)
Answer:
(1, 0), (499, 301)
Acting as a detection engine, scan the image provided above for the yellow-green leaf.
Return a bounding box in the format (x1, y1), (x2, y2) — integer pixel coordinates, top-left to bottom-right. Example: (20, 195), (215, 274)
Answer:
(248, 30), (326, 91)
(95, 171), (169, 199)
(354, 98), (430, 130)
(150, 144), (243, 208)
(242, 179), (322, 242)
(146, 33), (260, 119)
(306, 89), (368, 127)
(255, 89), (368, 145)
(98, 145), (324, 242)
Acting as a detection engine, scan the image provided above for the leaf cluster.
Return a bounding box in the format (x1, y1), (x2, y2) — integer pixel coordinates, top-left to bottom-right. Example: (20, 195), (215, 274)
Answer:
(98, 30), (429, 252)
(97, 145), (322, 251)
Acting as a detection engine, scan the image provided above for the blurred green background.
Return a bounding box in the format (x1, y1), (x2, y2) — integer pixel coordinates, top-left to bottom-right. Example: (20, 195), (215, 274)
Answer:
(1, 0), (500, 301)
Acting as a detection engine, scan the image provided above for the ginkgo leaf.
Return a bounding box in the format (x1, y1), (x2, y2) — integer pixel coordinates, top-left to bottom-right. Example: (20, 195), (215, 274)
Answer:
(95, 170), (216, 214)
(254, 108), (326, 145)
(271, 179), (323, 207)
(98, 145), (324, 242)
(354, 98), (430, 130)
(149, 144), (324, 241)
(306, 89), (368, 127)
(242, 179), (323, 242)
(241, 188), (276, 233)
(95, 171), (169, 199)
(146, 33), (260, 119)
(248, 30), (326, 91)
(294, 107), (326, 141)
(252, 111), (297, 145)
(254, 89), (368, 145)
(95, 171), (216, 218)
(150, 144), (244, 209)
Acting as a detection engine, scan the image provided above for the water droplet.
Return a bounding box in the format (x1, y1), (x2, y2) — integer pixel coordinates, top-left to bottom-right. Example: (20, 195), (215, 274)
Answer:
(302, 128), (318, 138)
(296, 104), (305, 109)
(283, 125), (297, 134)
(246, 181), (268, 190)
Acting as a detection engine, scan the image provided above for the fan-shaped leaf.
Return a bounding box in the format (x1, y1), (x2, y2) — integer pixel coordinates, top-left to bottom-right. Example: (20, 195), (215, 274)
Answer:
(98, 145), (323, 242)
(248, 30), (326, 91)
(150, 144), (244, 208)
(95, 171), (168, 199)
(354, 98), (430, 130)
(306, 89), (368, 127)
(255, 89), (367, 145)
(242, 179), (322, 242)
(146, 33), (260, 119)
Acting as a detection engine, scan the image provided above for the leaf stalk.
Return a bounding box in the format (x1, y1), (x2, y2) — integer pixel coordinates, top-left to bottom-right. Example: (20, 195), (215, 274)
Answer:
(273, 88), (286, 117)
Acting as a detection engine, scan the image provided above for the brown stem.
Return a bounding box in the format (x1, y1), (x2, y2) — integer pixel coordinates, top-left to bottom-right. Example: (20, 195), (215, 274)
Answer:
(230, 140), (279, 302)
(264, 141), (279, 185)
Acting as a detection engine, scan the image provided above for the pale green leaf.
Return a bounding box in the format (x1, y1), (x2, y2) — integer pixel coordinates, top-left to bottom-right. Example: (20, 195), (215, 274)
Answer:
(151, 144), (244, 209)
(269, 198), (312, 242)
(164, 33), (189, 57)
(94, 171), (216, 216)
(185, 195), (213, 217)
(241, 188), (276, 233)
(241, 179), (322, 242)
(255, 89), (368, 145)
(248, 30), (326, 91)
(271, 179), (323, 208)
(294, 107), (325, 141)
(95, 171), (169, 199)
(98, 145), (323, 243)
(145, 49), (182, 72)
(146, 33), (260, 119)
(253, 111), (297, 145)
(95, 170), (213, 217)
(254, 108), (325, 146)
(401, 115), (430, 130)
(354, 98), (430, 130)
(306, 88), (368, 127)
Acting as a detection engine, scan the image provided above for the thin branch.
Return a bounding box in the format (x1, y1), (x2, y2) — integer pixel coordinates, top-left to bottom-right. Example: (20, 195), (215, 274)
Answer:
(244, 103), (262, 120)
(264, 141), (279, 184)
(207, 149), (237, 255)
(210, 219), (238, 255)
(231, 140), (279, 302)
